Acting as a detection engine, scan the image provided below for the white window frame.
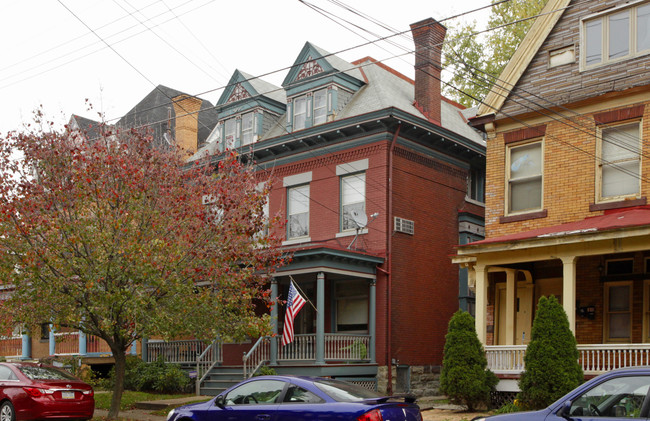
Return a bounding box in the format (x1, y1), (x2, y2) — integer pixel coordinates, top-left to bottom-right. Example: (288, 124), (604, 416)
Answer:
(224, 118), (236, 150)
(313, 89), (328, 125)
(293, 96), (308, 131)
(340, 173), (366, 232)
(505, 139), (544, 215)
(581, 0), (650, 70)
(241, 112), (254, 146)
(604, 281), (633, 343)
(596, 120), (642, 203)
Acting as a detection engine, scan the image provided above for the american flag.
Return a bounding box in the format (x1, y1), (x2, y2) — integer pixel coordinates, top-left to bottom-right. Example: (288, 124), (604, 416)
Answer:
(281, 281), (306, 346)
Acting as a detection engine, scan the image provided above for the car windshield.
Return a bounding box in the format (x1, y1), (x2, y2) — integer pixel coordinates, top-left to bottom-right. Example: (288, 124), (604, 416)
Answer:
(314, 379), (382, 402)
(18, 366), (78, 381)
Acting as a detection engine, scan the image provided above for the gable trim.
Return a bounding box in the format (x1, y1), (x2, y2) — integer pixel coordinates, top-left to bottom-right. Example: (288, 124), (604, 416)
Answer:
(477, 0), (571, 117)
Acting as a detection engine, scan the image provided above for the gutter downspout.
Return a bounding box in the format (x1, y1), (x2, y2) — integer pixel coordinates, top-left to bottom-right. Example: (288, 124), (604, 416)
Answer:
(386, 123), (400, 394)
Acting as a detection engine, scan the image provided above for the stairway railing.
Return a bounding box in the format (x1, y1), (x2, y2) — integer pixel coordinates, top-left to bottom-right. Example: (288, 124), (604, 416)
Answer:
(242, 336), (270, 378)
(195, 340), (223, 395)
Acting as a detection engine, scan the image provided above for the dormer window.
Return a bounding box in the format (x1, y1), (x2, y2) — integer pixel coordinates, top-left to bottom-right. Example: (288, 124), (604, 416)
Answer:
(241, 113), (254, 146)
(290, 88), (329, 131)
(581, 1), (650, 70)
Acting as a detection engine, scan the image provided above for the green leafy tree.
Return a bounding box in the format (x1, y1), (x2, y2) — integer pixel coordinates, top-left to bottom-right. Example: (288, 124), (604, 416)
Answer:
(0, 115), (286, 419)
(518, 295), (583, 409)
(440, 310), (498, 411)
(443, 0), (549, 107)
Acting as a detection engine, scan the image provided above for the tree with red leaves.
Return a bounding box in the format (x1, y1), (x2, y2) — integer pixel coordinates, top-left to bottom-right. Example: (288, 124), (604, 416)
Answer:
(0, 114), (286, 419)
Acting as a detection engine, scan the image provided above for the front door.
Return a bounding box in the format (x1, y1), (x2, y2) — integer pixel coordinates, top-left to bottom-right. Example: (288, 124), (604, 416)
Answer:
(496, 282), (533, 345)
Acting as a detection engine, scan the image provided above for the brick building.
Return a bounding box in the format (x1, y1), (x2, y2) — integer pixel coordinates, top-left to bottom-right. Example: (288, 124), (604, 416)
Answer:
(186, 17), (485, 395)
(454, 0), (650, 393)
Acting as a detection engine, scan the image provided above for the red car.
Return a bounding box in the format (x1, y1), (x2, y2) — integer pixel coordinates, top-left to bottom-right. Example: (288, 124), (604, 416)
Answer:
(0, 362), (94, 421)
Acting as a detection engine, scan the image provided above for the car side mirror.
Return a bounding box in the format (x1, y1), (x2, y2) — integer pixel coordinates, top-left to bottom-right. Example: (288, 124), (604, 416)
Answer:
(558, 400), (573, 420)
(215, 395), (225, 408)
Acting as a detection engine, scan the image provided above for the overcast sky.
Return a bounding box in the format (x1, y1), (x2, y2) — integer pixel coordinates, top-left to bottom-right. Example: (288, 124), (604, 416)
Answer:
(0, 0), (491, 134)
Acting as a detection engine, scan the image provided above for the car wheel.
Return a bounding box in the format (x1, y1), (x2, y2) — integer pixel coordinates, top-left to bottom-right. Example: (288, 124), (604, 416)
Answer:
(0, 401), (15, 421)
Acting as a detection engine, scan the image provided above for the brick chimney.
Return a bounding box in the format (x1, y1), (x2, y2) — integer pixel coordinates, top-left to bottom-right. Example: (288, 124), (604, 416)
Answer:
(410, 18), (446, 125)
(171, 94), (202, 159)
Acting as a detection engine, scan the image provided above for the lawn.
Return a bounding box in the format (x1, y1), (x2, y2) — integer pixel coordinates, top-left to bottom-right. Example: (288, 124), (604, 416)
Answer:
(94, 391), (196, 410)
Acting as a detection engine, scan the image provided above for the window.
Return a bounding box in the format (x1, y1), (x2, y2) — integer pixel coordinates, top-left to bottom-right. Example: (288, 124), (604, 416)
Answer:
(582, 2), (650, 69)
(224, 380), (286, 405)
(292, 89), (329, 131)
(288, 185), (309, 239)
(0, 366), (17, 381)
(224, 118), (236, 150)
(467, 167), (485, 203)
(340, 173), (366, 231)
(507, 141), (543, 214)
(597, 122), (641, 201)
(569, 375), (649, 417)
(283, 385), (324, 404)
(241, 113), (254, 146)
(336, 280), (368, 332)
(605, 282), (632, 342)
(313, 89), (327, 125)
(293, 97), (307, 131)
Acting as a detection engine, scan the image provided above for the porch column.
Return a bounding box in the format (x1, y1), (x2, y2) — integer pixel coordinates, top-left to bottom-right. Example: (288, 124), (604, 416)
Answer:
(475, 265), (488, 344)
(369, 280), (376, 363)
(48, 324), (55, 356)
(21, 332), (31, 360)
(142, 337), (148, 362)
(130, 341), (137, 356)
(561, 256), (577, 334)
(270, 278), (278, 365)
(79, 330), (87, 356)
(505, 269), (517, 345)
(316, 272), (325, 364)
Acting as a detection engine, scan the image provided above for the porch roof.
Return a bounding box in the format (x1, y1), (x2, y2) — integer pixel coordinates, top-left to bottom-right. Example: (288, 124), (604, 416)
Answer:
(275, 246), (384, 279)
(460, 206), (650, 250)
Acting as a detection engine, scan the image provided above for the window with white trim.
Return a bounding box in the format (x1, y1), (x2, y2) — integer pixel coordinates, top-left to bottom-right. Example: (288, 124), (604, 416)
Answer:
(341, 173), (366, 232)
(604, 281), (632, 342)
(291, 89), (328, 131)
(224, 118), (236, 150)
(597, 121), (641, 202)
(241, 113), (254, 146)
(506, 140), (543, 214)
(582, 2), (650, 69)
(288, 184), (309, 239)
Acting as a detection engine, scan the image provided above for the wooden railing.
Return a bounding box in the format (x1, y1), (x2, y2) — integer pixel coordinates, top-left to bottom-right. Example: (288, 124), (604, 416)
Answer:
(278, 334), (315, 360)
(243, 337), (270, 378)
(54, 332), (79, 355)
(325, 334), (370, 361)
(147, 340), (213, 364)
(0, 336), (22, 358)
(87, 335), (111, 354)
(196, 340), (224, 394)
(486, 344), (650, 375)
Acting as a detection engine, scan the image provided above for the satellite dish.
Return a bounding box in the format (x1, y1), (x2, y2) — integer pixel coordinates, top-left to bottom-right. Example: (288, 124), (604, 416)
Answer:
(350, 209), (368, 228)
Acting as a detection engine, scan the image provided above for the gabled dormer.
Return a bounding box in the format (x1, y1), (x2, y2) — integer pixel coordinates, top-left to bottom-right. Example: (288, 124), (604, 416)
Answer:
(207, 70), (286, 150)
(282, 42), (365, 132)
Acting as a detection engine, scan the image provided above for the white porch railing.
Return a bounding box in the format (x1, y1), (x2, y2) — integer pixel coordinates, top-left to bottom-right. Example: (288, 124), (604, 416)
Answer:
(279, 334), (315, 360)
(0, 336), (22, 358)
(486, 344), (650, 375)
(147, 340), (214, 364)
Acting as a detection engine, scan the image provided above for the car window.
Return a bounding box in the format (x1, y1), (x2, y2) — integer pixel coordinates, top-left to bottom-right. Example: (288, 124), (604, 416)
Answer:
(314, 379), (380, 402)
(0, 366), (18, 381)
(569, 375), (650, 418)
(224, 380), (285, 406)
(17, 366), (77, 381)
(282, 385), (324, 404)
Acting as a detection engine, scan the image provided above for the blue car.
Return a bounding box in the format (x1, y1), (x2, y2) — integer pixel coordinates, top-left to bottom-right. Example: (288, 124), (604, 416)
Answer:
(166, 375), (422, 421)
(475, 367), (650, 420)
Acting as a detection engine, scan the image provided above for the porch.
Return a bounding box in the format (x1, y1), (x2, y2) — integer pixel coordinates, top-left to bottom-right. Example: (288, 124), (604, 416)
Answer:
(486, 343), (650, 376)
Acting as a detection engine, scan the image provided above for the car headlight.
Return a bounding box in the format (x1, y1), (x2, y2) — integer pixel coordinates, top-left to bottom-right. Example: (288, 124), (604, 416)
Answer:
(166, 408), (176, 421)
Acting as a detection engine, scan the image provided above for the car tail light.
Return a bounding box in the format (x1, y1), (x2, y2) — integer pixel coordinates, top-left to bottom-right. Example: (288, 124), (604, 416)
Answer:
(23, 387), (54, 397)
(83, 389), (94, 396)
(357, 409), (383, 421)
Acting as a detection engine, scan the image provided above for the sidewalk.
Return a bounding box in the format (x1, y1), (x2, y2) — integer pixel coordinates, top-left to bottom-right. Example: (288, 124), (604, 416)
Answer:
(93, 396), (209, 421)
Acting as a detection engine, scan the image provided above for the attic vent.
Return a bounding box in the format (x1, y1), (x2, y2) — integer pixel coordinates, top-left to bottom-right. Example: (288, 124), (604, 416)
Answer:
(394, 217), (414, 235)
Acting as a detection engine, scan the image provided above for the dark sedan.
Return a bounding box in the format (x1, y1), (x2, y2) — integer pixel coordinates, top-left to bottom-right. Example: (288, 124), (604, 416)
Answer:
(0, 362), (94, 421)
(475, 366), (650, 420)
(167, 375), (422, 421)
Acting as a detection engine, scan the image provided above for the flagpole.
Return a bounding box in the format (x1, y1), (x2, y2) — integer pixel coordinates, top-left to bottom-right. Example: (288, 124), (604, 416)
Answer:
(289, 276), (318, 312)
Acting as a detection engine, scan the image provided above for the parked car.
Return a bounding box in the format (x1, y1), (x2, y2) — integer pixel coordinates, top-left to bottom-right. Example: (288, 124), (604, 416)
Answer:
(167, 375), (422, 421)
(0, 361), (94, 421)
(475, 367), (650, 420)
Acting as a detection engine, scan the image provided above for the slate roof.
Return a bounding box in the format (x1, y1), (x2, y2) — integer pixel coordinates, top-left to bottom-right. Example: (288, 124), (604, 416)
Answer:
(237, 70), (286, 105)
(68, 114), (104, 141)
(118, 85), (218, 146)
